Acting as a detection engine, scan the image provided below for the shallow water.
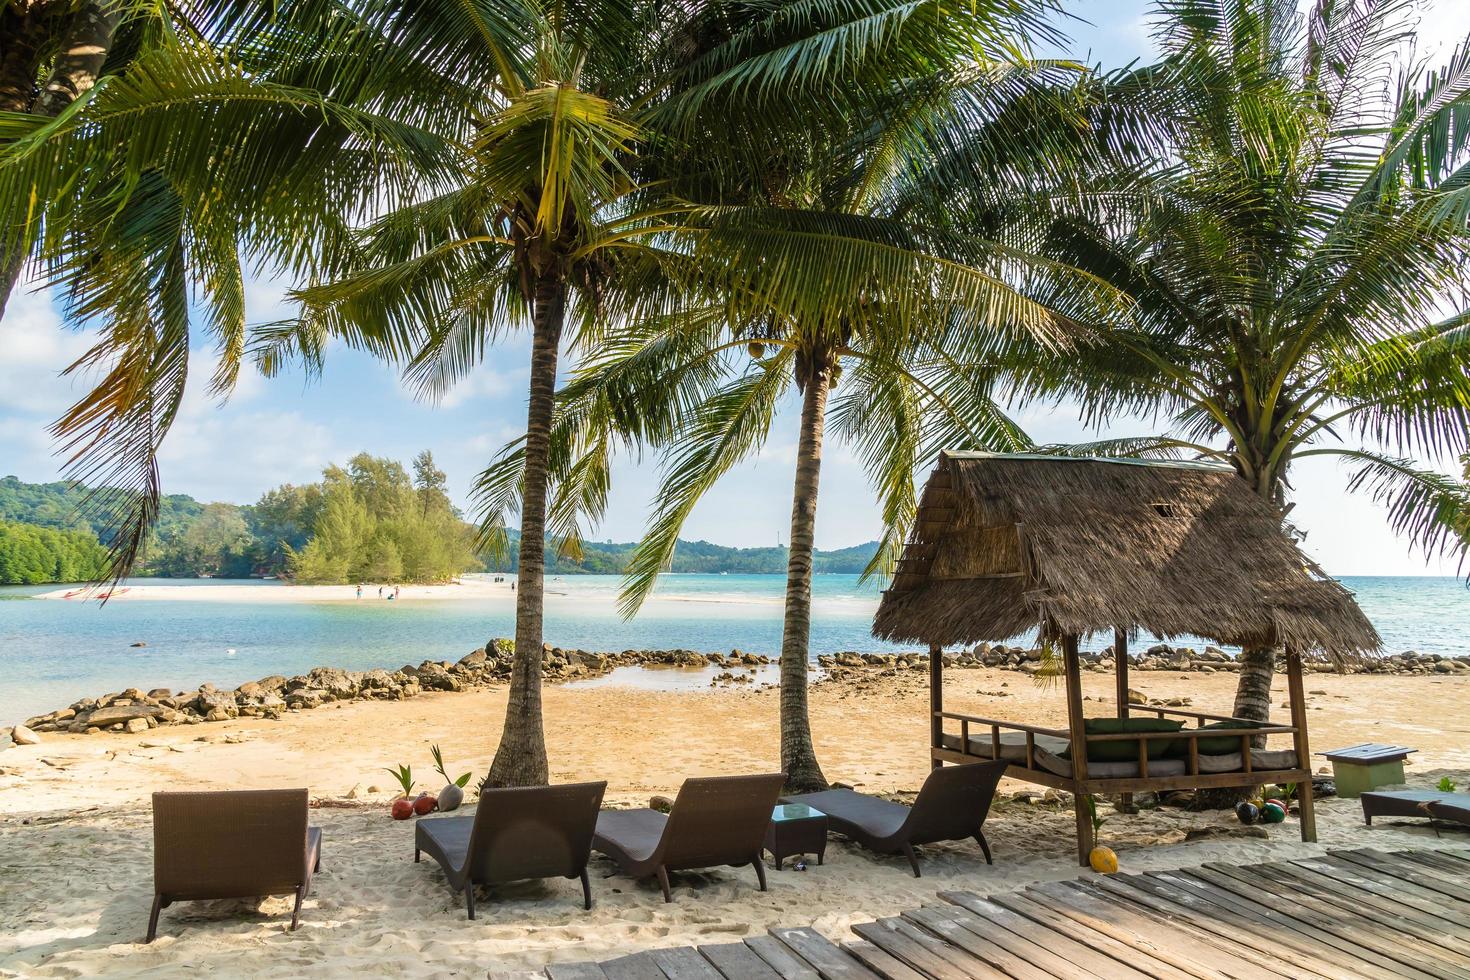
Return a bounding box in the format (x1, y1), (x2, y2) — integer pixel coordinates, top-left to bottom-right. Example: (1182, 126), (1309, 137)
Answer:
(2, 573), (1466, 723)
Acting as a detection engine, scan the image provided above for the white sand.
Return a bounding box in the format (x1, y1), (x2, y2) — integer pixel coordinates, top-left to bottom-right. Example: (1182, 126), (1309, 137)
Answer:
(3, 670), (1468, 977)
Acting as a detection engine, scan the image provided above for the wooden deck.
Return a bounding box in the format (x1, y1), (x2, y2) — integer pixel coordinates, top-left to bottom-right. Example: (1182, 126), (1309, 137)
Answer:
(545, 847), (1470, 979)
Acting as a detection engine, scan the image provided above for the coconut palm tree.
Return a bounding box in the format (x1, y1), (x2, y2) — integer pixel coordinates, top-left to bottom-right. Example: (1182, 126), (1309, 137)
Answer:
(259, 0), (1056, 787)
(967, 0), (1470, 732)
(485, 51), (1125, 792)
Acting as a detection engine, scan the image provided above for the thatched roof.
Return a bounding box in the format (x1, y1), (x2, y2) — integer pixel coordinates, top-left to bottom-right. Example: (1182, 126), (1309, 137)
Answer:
(873, 452), (1380, 658)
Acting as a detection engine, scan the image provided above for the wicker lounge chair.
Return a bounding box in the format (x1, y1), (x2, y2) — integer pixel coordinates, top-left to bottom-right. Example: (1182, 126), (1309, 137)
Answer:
(148, 788), (322, 942)
(415, 780), (606, 917)
(1361, 789), (1470, 828)
(782, 759), (1006, 877)
(593, 772), (785, 902)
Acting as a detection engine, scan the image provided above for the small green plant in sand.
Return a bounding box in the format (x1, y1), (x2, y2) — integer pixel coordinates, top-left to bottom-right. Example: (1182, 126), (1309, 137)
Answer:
(1439, 777), (1458, 793)
(431, 745), (472, 788)
(383, 763), (415, 798)
(1082, 794), (1108, 836)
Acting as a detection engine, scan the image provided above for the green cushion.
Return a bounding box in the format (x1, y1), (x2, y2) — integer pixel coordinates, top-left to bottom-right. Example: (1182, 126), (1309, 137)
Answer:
(1170, 719), (1274, 756)
(1079, 717), (1185, 762)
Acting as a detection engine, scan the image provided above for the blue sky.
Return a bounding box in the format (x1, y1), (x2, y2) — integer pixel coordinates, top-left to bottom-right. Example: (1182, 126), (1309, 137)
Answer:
(2, 0), (1469, 576)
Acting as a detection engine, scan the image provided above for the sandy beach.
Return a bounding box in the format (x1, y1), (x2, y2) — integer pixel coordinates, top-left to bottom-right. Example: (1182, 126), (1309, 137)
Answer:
(3, 666), (1468, 978)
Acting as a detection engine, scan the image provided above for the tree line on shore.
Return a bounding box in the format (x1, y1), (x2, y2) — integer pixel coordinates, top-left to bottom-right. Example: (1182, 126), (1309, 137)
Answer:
(5, 0), (1470, 796)
(0, 454), (479, 584)
(0, 471), (880, 583)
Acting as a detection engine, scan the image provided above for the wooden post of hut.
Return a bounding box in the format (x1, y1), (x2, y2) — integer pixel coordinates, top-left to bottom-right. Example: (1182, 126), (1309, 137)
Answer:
(1114, 628), (1129, 718)
(1062, 633), (1093, 865)
(1285, 645), (1318, 842)
(929, 643), (944, 769)
(1115, 628), (1133, 812)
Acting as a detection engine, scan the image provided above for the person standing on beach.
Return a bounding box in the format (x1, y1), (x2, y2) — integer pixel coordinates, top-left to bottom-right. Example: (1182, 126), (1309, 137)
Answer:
(356, 583), (363, 599)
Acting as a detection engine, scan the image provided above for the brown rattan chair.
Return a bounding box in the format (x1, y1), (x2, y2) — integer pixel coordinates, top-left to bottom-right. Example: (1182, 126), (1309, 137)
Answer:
(782, 759), (1006, 877)
(414, 780), (607, 918)
(148, 788), (321, 942)
(593, 773), (785, 902)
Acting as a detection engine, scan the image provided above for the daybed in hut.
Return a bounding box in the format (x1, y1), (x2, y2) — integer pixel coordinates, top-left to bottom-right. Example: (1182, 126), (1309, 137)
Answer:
(873, 451), (1380, 864)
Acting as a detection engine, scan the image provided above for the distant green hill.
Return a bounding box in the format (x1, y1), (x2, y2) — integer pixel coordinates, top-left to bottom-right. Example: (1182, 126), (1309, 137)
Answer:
(0, 476), (202, 544)
(0, 473), (880, 580)
(489, 530), (880, 575)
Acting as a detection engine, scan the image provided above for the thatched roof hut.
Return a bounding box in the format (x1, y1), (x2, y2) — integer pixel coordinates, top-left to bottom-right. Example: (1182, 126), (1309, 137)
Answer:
(874, 452), (1379, 658)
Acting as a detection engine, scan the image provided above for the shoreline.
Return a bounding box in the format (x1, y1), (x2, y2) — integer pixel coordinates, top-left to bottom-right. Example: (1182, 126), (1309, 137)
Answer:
(11, 640), (1469, 744)
(32, 578), (517, 603)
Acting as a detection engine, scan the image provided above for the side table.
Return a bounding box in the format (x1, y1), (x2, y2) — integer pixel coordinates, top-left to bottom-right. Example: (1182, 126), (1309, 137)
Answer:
(764, 803), (827, 870)
(1321, 743), (1417, 798)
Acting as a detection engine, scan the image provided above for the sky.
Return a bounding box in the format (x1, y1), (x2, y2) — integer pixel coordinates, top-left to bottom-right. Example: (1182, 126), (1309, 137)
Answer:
(2, 0), (1469, 577)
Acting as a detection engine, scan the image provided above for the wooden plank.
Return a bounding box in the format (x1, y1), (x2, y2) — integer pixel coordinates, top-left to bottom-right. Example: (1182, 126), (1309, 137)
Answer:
(745, 935), (821, 980)
(855, 917), (1014, 980)
(1363, 849), (1470, 895)
(650, 946), (723, 980)
(1397, 850), (1470, 876)
(984, 890), (1218, 980)
(1007, 883), (1289, 980)
(601, 953), (669, 980)
(1232, 858), (1470, 943)
(1148, 870), (1424, 980)
(1095, 873), (1384, 980)
(840, 941), (928, 980)
(546, 963), (610, 980)
(1188, 865), (1468, 979)
(907, 903), (1102, 980)
(914, 897), (1152, 980)
(770, 927), (881, 980)
(1263, 861), (1470, 944)
(698, 943), (782, 980)
(1292, 855), (1470, 929)
(1334, 850), (1470, 904)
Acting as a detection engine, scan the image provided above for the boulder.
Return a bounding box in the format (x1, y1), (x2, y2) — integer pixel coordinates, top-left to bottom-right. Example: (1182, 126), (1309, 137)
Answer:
(86, 703), (163, 728)
(415, 663), (461, 692)
(306, 667), (358, 699)
(286, 689), (327, 710)
(147, 688), (173, 699)
(359, 669), (397, 691)
(192, 690), (239, 720)
(125, 717), (150, 734)
(458, 649), (488, 668)
(11, 724), (42, 745)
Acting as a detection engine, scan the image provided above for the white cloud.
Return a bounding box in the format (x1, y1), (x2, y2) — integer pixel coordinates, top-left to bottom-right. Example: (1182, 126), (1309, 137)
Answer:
(0, 279), (93, 415)
(157, 403), (338, 501)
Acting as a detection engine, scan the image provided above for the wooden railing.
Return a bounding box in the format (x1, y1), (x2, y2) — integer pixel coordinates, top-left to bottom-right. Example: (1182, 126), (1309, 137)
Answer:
(934, 709), (1301, 779)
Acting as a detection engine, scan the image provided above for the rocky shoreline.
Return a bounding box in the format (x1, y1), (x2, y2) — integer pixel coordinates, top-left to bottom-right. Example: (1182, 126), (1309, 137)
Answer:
(9, 641), (772, 741)
(9, 638), (1467, 745)
(819, 642), (1470, 678)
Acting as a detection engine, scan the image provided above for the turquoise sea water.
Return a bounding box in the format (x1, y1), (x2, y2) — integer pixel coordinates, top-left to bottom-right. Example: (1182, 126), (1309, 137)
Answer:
(3, 573), (1467, 723)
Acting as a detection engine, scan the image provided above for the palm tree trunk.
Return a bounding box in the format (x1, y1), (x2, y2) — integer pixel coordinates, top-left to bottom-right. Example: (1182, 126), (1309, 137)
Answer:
(1197, 458), (1282, 808)
(485, 274), (565, 788)
(779, 358), (831, 793)
(0, 0), (119, 321)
